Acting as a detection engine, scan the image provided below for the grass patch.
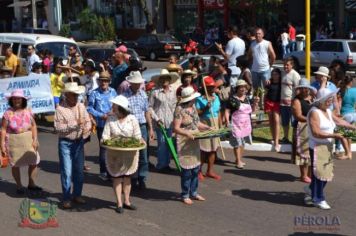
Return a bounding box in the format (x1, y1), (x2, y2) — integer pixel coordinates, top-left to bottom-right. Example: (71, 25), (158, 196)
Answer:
(252, 126), (293, 143)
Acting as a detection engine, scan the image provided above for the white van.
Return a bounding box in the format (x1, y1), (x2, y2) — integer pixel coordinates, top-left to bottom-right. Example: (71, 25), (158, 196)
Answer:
(0, 33), (81, 76)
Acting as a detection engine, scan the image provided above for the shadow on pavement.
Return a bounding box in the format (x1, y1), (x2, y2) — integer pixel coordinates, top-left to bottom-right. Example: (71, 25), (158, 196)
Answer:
(0, 178), (50, 199)
(289, 233), (347, 236)
(132, 187), (180, 202)
(244, 155), (291, 164)
(231, 189), (305, 206)
(224, 169), (297, 182)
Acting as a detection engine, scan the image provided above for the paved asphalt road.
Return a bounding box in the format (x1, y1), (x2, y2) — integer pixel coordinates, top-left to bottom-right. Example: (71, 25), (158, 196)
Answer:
(0, 123), (355, 236)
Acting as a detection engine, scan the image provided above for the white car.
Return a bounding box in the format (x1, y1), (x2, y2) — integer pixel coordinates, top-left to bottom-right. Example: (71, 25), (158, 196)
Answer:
(286, 39), (356, 72)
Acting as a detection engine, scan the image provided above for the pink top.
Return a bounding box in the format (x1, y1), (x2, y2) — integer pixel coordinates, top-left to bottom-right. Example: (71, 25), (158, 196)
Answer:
(3, 108), (33, 134)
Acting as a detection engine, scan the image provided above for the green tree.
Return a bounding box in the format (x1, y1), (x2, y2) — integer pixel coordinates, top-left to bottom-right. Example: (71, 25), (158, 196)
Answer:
(128, 0), (161, 33)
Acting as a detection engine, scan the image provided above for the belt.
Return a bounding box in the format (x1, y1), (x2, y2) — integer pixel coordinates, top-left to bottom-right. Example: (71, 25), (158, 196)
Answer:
(59, 137), (83, 143)
(139, 123), (147, 127)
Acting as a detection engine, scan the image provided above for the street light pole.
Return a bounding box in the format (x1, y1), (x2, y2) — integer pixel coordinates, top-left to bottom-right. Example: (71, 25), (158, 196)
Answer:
(32, 0), (37, 29)
(305, 0), (310, 80)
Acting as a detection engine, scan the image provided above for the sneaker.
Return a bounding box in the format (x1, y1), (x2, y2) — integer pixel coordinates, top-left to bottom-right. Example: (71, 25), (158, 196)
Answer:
(281, 137), (291, 144)
(99, 173), (108, 181)
(314, 200), (331, 210)
(303, 186), (311, 196)
(304, 196), (313, 206)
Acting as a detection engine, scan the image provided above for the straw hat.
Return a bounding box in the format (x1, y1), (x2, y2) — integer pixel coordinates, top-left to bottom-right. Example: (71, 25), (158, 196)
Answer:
(84, 59), (96, 69)
(314, 66), (330, 78)
(314, 88), (339, 104)
(6, 89), (28, 100)
(166, 63), (180, 72)
(63, 82), (85, 94)
(235, 80), (248, 87)
(182, 69), (197, 76)
(203, 76), (216, 87)
(295, 78), (316, 93)
(110, 95), (130, 112)
(151, 69), (179, 84)
(179, 87), (201, 104)
(126, 71), (145, 84)
(98, 71), (111, 80)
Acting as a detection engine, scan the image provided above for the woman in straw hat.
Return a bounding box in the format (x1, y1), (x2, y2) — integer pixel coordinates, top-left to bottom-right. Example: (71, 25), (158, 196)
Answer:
(176, 69), (198, 98)
(173, 87), (211, 205)
(225, 80), (259, 169)
(1, 89), (41, 194)
(291, 78), (316, 183)
(306, 88), (356, 209)
(102, 95), (143, 213)
(149, 69), (178, 171)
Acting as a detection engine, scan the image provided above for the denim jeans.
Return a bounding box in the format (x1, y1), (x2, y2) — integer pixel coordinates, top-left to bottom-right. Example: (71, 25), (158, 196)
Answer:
(96, 127), (107, 174)
(309, 148), (327, 203)
(58, 138), (84, 201)
(155, 127), (172, 169)
(289, 40), (296, 52)
(138, 124), (149, 183)
(252, 70), (270, 90)
(281, 45), (289, 58)
(181, 166), (200, 199)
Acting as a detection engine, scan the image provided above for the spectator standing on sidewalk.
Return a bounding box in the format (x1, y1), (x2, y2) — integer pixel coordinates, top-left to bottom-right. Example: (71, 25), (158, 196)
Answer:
(87, 71), (117, 181)
(215, 25), (245, 88)
(288, 22), (296, 52)
(26, 45), (41, 74)
(280, 28), (289, 58)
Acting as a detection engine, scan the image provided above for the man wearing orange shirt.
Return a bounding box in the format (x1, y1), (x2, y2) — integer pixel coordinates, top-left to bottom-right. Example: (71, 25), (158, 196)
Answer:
(4, 48), (18, 77)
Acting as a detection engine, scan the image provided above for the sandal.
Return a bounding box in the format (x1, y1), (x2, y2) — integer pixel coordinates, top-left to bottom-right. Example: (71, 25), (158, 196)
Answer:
(301, 176), (311, 183)
(198, 171), (205, 181)
(206, 172), (221, 180)
(192, 195), (205, 201)
(182, 198), (193, 205)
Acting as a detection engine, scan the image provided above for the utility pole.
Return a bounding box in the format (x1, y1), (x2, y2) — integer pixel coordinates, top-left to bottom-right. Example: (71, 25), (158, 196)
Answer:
(305, 0), (310, 80)
(32, 0), (37, 29)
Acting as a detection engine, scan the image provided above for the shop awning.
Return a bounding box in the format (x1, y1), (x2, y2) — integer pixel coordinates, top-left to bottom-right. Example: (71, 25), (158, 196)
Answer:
(7, 1), (31, 7)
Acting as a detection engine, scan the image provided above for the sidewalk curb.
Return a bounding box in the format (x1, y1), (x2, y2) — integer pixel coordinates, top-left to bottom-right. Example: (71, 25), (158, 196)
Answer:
(221, 141), (356, 152)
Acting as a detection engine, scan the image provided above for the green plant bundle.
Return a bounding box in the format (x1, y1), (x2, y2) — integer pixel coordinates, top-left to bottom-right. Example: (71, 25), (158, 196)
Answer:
(335, 127), (356, 139)
(253, 87), (264, 97)
(103, 137), (144, 148)
(193, 127), (231, 138)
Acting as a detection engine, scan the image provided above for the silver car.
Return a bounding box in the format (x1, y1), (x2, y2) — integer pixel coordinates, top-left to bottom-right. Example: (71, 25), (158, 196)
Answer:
(286, 39), (356, 72)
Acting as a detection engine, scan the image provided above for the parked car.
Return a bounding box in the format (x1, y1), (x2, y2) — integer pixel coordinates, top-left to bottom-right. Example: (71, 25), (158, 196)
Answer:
(126, 34), (185, 61)
(286, 39), (356, 72)
(142, 54), (223, 82)
(83, 47), (143, 69)
(22, 28), (52, 34)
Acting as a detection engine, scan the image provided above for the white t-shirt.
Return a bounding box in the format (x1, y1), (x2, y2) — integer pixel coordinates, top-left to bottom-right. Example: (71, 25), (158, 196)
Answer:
(27, 53), (41, 73)
(280, 69), (300, 106)
(225, 37), (245, 75)
(250, 40), (271, 72)
(281, 32), (289, 46)
(308, 107), (335, 149)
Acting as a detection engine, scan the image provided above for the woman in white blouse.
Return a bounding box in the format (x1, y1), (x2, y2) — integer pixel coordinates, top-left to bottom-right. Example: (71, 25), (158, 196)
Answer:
(102, 95), (143, 214)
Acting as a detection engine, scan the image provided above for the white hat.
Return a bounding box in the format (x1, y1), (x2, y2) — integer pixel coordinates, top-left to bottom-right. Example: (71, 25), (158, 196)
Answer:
(126, 71), (144, 84)
(314, 66), (330, 78)
(182, 69), (197, 76)
(235, 79), (248, 87)
(295, 78), (317, 93)
(63, 82), (85, 94)
(110, 95), (130, 112)
(314, 88), (339, 104)
(179, 86), (201, 104)
(151, 69), (179, 84)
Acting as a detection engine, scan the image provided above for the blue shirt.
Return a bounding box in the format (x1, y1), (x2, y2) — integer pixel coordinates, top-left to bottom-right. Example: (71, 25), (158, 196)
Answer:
(111, 63), (128, 90)
(341, 87), (356, 115)
(87, 87), (117, 128)
(195, 94), (220, 119)
(123, 88), (148, 124)
(311, 81), (337, 92)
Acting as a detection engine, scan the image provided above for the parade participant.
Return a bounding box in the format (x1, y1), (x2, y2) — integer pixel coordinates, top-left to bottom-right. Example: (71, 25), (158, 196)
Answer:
(176, 69), (198, 98)
(196, 76), (221, 180)
(339, 76), (356, 160)
(306, 88), (356, 209)
(4, 47), (18, 77)
(264, 68), (282, 152)
(236, 55), (252, 93)
(111, 50), (128, 91)
(102, 95), (143, 214)
(123, 71), (154, 189)
(173, 87), (211, 205)
(1, 90), (41, 194)
(291, 79), (315, 183)
(225, 80), (258, 169)
(280, 57), (301, 144)
(50, 62), (65, 108)
(81, 59), (99, 96)
(87, 71), (117, 180)
(149, 69), (178, 171)
(215, 25), (245, 87)
(54, 82), (92, 209)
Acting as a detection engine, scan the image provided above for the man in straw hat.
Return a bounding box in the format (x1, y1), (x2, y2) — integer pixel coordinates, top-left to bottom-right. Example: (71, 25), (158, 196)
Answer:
(149, 69), (178, 171)
(87, 71), (117, 181)
(54, 82), (92, 209)
(123, 71), (154, 189)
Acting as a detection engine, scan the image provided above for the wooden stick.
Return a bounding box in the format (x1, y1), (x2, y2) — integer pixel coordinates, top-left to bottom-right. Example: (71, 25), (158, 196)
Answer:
(201, 77), (226, 160)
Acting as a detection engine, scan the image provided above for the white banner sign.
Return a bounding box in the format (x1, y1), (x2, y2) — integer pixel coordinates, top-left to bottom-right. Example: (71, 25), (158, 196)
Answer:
(0, 74), (55, 118)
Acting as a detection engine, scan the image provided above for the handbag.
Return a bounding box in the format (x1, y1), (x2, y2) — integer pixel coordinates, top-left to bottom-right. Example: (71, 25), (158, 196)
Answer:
(0, 155), (9, 168)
